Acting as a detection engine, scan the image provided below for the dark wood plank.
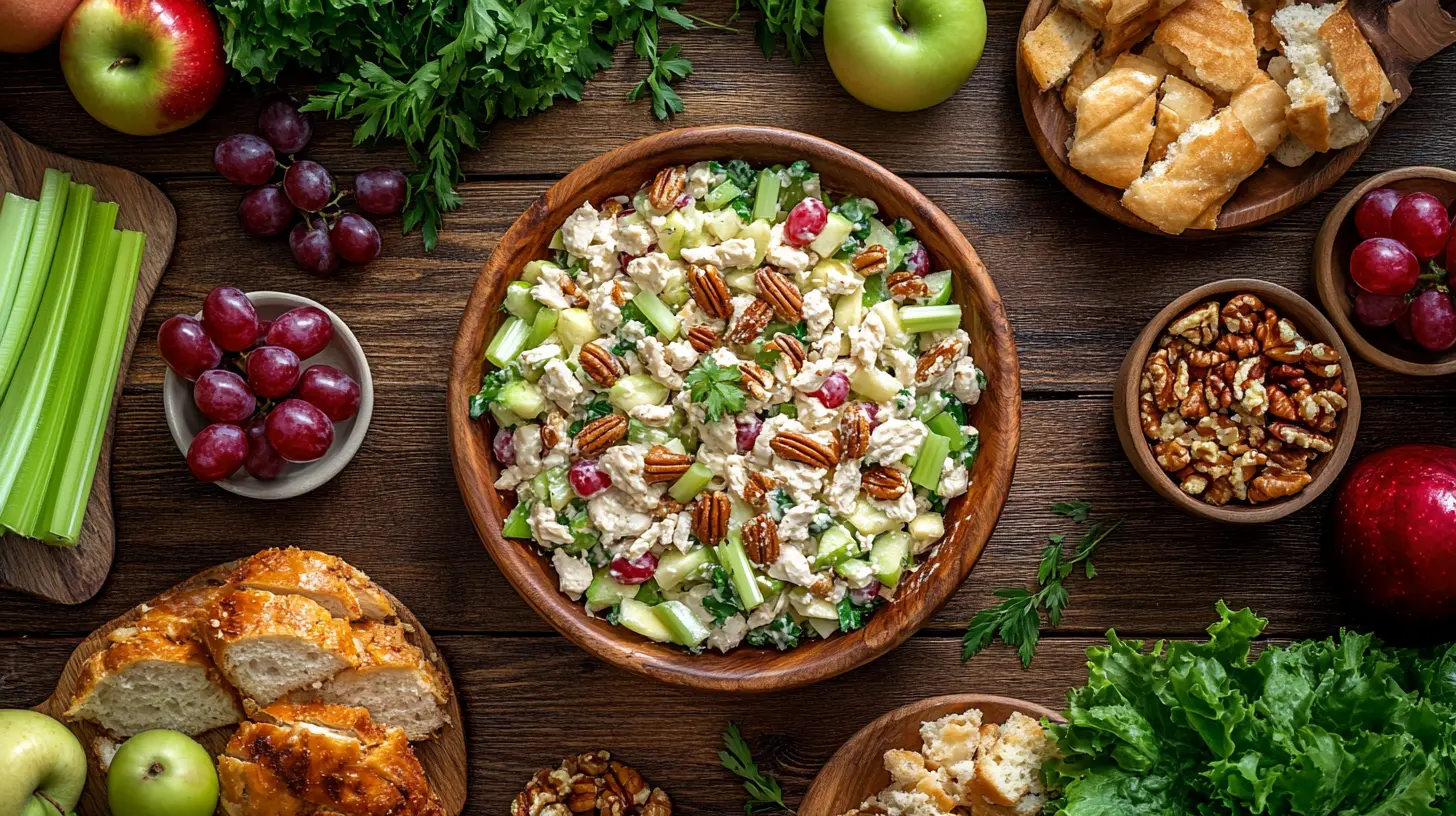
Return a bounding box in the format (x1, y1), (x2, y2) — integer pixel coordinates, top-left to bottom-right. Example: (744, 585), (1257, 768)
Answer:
(1, 0), (1452, 180)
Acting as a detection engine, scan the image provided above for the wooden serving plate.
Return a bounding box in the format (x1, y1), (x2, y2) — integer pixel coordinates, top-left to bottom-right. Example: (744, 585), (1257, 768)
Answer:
(1017, 0), (1456, 237)
(448, 126), (1022, 693)
(0, 120), (175, 604)
(31, 560), (468, 816)
(799, 694), (1065, 816)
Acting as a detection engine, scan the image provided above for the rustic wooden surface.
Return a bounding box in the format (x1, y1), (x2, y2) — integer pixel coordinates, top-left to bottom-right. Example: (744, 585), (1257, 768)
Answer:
(1, 0), (1454, 812)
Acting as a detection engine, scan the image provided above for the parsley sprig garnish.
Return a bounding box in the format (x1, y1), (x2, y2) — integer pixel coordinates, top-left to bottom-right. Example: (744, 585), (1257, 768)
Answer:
(685, 356), (746, 422)
(961, 501), (1123, 667)
(720, 722), (792, 814)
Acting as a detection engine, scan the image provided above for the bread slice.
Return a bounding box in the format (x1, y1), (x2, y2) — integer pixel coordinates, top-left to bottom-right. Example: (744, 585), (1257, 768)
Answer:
(1123, 108), (1268, 234)
(1273, 2), (1342, 151)
(1149, 75), (1214, 164)
(229, 547), (395, 622)
(1152, 0), (1259, 96)
(1069, 54), (1167, 189)
(1060, 0), (1112, 28)
(1229, 70), (1292, 153)
(967, 713), (1056, 811)
(1100, 0), (1191, 55)
(1061, 50), (1115, 113)
(1318, 6), (1395, 121)
(1106, 0), (1157, 26)
(66, 629), (243, 737)
(1022, 7), (1098, 91)
(299, 621), (450, 741)
(200, 588), (360, 706)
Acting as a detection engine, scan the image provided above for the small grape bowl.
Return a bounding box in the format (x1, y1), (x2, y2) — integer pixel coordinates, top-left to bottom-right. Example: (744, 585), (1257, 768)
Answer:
(162, 291), (373, 500)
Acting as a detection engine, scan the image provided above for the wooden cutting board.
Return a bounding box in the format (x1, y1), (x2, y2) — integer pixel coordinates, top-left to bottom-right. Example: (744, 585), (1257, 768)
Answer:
(0, 120), (175, 604)
(32, 559), (469, 816)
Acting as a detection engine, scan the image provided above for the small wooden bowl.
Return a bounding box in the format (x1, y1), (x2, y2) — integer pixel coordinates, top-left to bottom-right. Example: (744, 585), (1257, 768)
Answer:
(799, 694), (1064, 816)
(448, 126), (1022, 692)
(1314, 167), (1456, 376)
(1113, 279), (1361, 524)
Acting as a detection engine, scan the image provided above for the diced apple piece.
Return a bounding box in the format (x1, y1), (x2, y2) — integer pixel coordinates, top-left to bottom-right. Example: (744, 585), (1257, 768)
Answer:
(739, 219), (773, 267)
(585, 569), (640, 612)
(834, 286), (865, 331)
(705, 207), (743, 240)
(726, 269), (758, 294)
(556, 307), (599, 348)
(870, 300), (909, 348)
(498, 380), (546, 420)
(849, 366), (903, 403)
(870, 531), (912, 589)
(909, 512), (945, 541)
(609, 374), (671, 414)
(657, 211), (688, 259)
(809, 211), (856, 256)
(618, 598), (673, 642)
(847, 499), (900, 536)
(789, 587), (839, 620)
(523, 259), (561, 284)
(812, 257), (852, 291)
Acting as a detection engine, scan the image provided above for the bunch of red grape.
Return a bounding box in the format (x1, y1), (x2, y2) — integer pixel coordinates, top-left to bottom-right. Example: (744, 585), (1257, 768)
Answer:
(213, 99), (408, 276)
(1348, 187), (1456, 351)
(159, 287), (361, 483)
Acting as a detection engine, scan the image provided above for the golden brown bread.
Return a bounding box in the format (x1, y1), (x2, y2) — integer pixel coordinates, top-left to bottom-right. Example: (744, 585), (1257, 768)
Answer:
(1061, 50), (1115, 113)
(200, 588), (361, 705)
(1022, 6), (1098, 91)
(1228, 70), (1292, 153)
(298, 620), (451, 741)
(1123, 108), (1268, 234)
(1100, 0), (1191, 55)
(1152, 0), (1259, 96)
(1060, 0), (1113, 28)
(229, 547), (395, 622)
(1148, 75), (1214, 164)
(1069, 54), (1167, 189)
(1318, 6), (1395, 121)
(65, 628), (245, 736)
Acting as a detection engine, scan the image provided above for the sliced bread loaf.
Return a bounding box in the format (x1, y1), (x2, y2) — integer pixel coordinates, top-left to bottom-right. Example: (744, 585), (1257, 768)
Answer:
(200, 588), (360, 706)
(299, 620), (450, 741)
(229, 547), (395, 621)
(65, 629), (243, 737)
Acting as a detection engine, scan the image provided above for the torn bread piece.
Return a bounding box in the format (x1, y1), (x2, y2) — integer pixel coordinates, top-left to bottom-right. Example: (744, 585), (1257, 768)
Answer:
(65, 628), (244, 737)
(229, 547), (396, 622)
(1152, 0), (1259, 96)
(199, 588), (361, 707)
(297, 620), (451, 741)
(1273, 2), (1342, 151)
(1106, 0), (1157, 27)
(1069, 54), (1167, 189)
(1229, 70), (1292, 153)
(1318, 5), (1397, 121)
(967, 713), (1058, 814)
(1100, 0), (1191, 56)
(1062, 50), (1115, 113)
(1060, 0), (1113, 28)
(1022, 7), (1098, 91)
(1123, 108), (1268, 234)
(1149, 75), (1214, 164)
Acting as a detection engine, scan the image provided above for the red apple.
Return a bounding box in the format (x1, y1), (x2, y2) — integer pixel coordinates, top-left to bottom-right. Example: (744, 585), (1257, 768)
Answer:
(58, 0), (225, 136)
(1333, 444), (1456, 627)
(0, 0), (84, 53)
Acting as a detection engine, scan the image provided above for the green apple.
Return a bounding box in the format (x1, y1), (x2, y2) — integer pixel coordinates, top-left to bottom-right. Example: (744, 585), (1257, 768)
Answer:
(824, 0), (988, 112)
(0, 710), (86, 816)
(107, 730), (218, 816)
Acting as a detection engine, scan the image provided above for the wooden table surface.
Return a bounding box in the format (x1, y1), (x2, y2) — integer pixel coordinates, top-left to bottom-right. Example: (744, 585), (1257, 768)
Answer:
(3, 3), (1455, 812)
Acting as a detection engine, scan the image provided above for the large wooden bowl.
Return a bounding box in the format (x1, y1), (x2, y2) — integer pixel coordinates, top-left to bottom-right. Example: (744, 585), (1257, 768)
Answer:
(448, 126), (1021, 692)
(1113, 279), (1361, 524)
(799, 694), (1064, 816)
(1016, 0), (1456, 237)
(1314, 166), (1456, 376)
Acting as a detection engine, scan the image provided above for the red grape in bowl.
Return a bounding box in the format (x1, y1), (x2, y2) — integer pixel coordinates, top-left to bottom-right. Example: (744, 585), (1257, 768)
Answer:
(1354, 188), (1402, 240)
(1350, 238), (1419, 296)
(1391, 193), (1450, 260)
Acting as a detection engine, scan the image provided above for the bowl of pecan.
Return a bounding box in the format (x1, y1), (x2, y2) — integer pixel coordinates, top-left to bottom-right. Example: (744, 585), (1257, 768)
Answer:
(1114, 279), (1361, 524)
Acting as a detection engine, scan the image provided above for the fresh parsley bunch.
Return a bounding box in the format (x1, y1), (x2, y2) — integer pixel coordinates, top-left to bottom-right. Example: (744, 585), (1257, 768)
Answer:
(720, 722), (793, 814)
(685, 356), (746, 422)
(733, 0), (824, 63)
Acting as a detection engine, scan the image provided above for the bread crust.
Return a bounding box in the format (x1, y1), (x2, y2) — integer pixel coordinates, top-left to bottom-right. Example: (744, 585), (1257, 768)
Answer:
(1152, 0), (1259, 95)
(1100, 0), (1191, 55)
(1286, 94), (1333, 152)
(1149, 75), (1214, 164)
(1069, 54), (1167, 189)
(1022, 7), (1099, 91)
(65, 629), (243, 726)
(1318, 6), (1392, 121)
(1229, 70), (1292, 153)
(1061, 50), (1115, 113)
(1123, 108), (1267, 234)
(230, 547), (395, 622)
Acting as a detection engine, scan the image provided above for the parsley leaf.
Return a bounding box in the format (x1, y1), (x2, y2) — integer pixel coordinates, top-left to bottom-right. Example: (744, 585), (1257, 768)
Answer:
(703, 565), (744, 626)
(716, 159), (758, 190)
(720, 722), (793, 814)
(468, 367), (513, 420)
(1052, 500), (1093, 523)
(733, 0), (824, 64)
(620, 303), (658, 335)
(837, 596), (876, 632)
(686, 356), (746, 422)
(746, 614), (802, 650)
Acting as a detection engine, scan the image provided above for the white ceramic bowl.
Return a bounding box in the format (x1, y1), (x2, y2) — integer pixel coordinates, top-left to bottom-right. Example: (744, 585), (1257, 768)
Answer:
(163, 291), (373, 500)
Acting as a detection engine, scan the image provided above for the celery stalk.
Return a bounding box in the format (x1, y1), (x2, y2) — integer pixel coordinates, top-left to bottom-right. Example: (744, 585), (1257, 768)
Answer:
(910, 433), (951, 491)
(0, 194), (39, 343)
(43, 228), (139, 544)
(0, 170), (70, 399)
(0, 183), (93, 511)
(900, 304), (962, 334)
(1, 203), (119, 536)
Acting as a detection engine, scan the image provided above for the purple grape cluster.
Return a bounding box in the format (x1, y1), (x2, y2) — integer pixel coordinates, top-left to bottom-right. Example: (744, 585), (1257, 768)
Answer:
(213, 99), (408, 276)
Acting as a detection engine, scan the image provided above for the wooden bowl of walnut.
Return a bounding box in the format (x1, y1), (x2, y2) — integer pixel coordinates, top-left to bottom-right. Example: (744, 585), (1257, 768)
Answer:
(1114, 279), (1361, 524)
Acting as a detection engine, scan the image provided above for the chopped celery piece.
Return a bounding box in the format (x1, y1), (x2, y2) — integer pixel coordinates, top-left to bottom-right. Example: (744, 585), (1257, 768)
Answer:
(901, 304), (962, 334)
(0, 170), (70, 399)
(635, 578), (664, 606)
(926, 412), (968, 451)
(0, 183), (93, 510)
(631, 291), (679, 339)
(813, 524), (858, 569)
(532, 466), (570, 511)
(704, 180), (743, 210)
(619, 597), (673, 642)
(498, 380), (546, 419)
(502, 502), (533, 538)
(485, 316), (530, 368)
(922, 271), (952, 306)
(656, 547), (714, 591)
(910, 433), (950, 491)
(655, 600), (711, 647)
(0, 194), (38, 344)
(504, 280), (541, 322)
(628, 418), (672, 446)
(585, 569), (640, 612)
(669, 462), (713, 504)
(525, 307), (558, 350)
(489, 402), (522, 428)
(656, 211), (688, 258)
(44, 230), (139, 543)
(609, 374), (670, 413)
(870, 531), (912, 589)
(752, 168), (780, 222)
(716, 535), (765, 611)
(2, 202), (118, 537)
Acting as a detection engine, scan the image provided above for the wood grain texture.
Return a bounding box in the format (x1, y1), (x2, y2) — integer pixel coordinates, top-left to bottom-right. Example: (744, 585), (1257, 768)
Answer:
(799, 694), (1065, 816)
(1313, 166), (1456, 376)
(1016, 0), (1456, 236)
(0, 120), (175, 605)
(1113, 279), (1361, 523)
(448, 126), (1022, 692)
(30, 559), (467, 816)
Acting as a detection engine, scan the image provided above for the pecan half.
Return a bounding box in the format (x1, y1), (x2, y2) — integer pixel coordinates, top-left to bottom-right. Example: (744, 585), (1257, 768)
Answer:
(559, 276), (589, 308)
(916, 336), (963, 383)
(862, 466), (908, 500)
(755, 267), (803, 322)
(770, 432), (839, 468)
(742, 513), (781, 564)
(887, 270), (930, 301)
(726, 298), (774, 346)
(658, 496), (686, 517)
(567, 778), (600, 813)
(579, 343), (620, 387)
(576, 414), (628, 458)
(687, 326), (719, 354)
(740, 362), (775, 401)
(1248, 468), (1312, 503)
(743, 472), (776, 509)
(853, 244), (889, 277)
(692, 492), (730, 544)
(644, 445), (694, 483)
(768, 333), (806, 375)
(687, 263), (733, 320)
(607, 762), (650, 807)
(647, 165), (687, 211)
(840, 404), (872, 459)
(540, 422), (561, 453)
(599, 199), (623, 219)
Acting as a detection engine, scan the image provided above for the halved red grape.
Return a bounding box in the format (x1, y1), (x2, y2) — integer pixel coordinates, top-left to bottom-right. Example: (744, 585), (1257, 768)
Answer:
(187, 423), (248, 482)
(266, 306), (334, 359)
(1409, 289), (1456, 351)
(159, 315), (222, 381)
(289, 218), (339, 277)
(354, 168), (408, 215)
(246, 345), (302, 398)
(568, 458), (611, 498)
(202, 286), (261, 352)
(243, 417), (286, 480)
(214, 134), (275, 186)
(492, 428), (516, 467)
(904, 243), (930, 276)
(257, 99), (312, 154)
(265, 399), (335, 462)
(1351, 291), (1408, 328)
(295, 365), (360, 421)
(1391, 193), (1451, 259)
(784, 198), (828, 247)
(735, 414), (763, 454)
(1350, 237), (1419, 295)
(810, 372), (850, 408)
(609, 553), (658, 585)
(238, 186), (295, 237)
(330, 213), (381, 264)
(1354, 188), (1403, 240)
(194, 369), (256, 423)
(283, 160), (334, 212)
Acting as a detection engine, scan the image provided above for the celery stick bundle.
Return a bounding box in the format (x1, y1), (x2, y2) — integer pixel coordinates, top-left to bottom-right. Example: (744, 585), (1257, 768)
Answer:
(0, 169), (147, 545)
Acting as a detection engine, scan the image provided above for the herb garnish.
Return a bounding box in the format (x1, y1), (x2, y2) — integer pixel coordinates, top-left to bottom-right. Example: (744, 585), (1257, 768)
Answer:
(733, 0), (824, 63)
(745, 614), (802, 650)
(703, 564), (744, 626)
(962, 501), (1123, 667)
(685, 356), (746, 422)
(720, 722), (792, 814)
